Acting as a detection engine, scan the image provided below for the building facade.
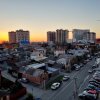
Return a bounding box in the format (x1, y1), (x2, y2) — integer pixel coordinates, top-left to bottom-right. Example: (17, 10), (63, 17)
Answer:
(72, 29), (90, 42)
(8, 31), (16, 43)
(16, 29), (30, 43)
(55, 29), (69, 44)
(8, 29), (30, 44)
(83, 32), (96, 42)
(47, 31), (56, 43)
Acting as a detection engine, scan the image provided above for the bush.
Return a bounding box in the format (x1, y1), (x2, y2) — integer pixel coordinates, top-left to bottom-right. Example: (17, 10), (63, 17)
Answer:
(10, 81), (23, 93)
(1, 76), (13, 88)
(25, 93), (35, 100)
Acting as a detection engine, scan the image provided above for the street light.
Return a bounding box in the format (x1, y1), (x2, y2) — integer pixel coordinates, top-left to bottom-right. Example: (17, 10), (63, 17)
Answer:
(42, 70), (48, 90)
(32, 87), (33, 96)
(73, 77), (78, 100)
(0, 69), (1, 87)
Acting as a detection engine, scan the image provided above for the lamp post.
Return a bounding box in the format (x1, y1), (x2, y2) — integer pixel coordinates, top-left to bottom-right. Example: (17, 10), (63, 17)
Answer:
(0, 69), (1, 87)
(31, 87), (33, 97)
(73, 77), (78, 100)
(42, 70), (48, 90)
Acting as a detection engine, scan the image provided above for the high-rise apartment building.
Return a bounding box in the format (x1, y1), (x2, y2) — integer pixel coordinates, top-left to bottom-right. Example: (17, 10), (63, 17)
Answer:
(72, 29), (90, 41)
(8, 29), (30, 43)
(47, 31), (56, 43)
(55, 29), (69, 44)
(16, 29), (30, 43)
(8, 31), (16, 43)
(83, 32), (96, 42)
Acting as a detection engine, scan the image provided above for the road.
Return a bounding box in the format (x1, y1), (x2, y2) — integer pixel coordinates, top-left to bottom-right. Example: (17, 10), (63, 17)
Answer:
(41, 59), (96, 100)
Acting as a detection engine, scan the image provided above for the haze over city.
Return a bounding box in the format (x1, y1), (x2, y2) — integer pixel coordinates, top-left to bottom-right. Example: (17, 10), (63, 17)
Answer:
(0, 0), (100, 43)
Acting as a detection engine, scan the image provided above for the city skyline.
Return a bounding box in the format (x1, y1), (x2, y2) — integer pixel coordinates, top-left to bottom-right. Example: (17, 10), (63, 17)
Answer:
(0, 0), (100, 43)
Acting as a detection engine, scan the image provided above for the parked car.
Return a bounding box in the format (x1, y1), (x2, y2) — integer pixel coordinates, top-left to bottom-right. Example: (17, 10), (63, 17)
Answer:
(94, 71), (100, 75)
(72, 64), (78, 70)
(51, 82), (61, 90)
(35, 98), (42, 100)
(18, 78), (29, 83)
(89, 82), (100, 88)
(86, 59), (90, 62)
(93, 74), (100, 78)
(78, 90), (97, 100)
(87, 84), (97, 90)
(63, 75), (70, 81)
(89, 57), (92, 60)
(84, 87), (95, 91)
(83, 61), (87, 64)
(89, 78), (100, 84)
(92, 64), (97, 69)
(80, 63), (84, 67)
(95, 68), (100, 71)
(87, 90), (97, 94)
(88, 69), (94, 74)
(93, 77), (100, 82)
(75, 65), (80, 71)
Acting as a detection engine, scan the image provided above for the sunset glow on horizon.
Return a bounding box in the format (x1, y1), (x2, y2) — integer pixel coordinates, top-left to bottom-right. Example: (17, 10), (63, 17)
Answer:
(0, 0), (100, 43)
(0, 29), (100, 43)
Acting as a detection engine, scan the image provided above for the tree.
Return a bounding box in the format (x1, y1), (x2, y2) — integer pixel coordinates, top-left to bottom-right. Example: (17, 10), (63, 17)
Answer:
(25, 93), (35, 100)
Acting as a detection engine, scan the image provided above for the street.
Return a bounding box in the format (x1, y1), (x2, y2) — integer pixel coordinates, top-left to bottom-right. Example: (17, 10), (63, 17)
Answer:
(41, 59), (96, 100)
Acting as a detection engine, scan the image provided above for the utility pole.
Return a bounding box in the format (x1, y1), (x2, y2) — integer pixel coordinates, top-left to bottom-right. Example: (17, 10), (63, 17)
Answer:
(32, 87), (33, 96)
(43, 79), (46, 90)
(0, 69), (1, 87)
(25, 51), (28, 60)
(73, 77), (78, 100)
(43, 70), (48, 90)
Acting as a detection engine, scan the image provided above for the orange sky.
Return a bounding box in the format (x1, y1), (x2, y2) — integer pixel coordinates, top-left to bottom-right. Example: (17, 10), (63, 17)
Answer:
(0, 31), (99, 44)
(0, 31), (73, 43)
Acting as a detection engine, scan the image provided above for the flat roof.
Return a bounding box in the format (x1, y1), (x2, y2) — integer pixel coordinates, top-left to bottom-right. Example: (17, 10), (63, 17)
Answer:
(47, 67), (58, 72)
(27, 63), (45, 69)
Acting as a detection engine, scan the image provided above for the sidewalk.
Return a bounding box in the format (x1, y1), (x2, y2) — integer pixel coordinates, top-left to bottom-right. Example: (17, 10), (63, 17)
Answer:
(1, 70), (16, 82)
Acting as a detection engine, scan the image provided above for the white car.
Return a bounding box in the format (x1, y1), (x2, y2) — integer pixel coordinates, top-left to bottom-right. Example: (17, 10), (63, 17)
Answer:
(75, 65), (80, 71)
(51, 82), (61, 90)
(18, 78), (29, 83)
(88, 69), (94, 74)
(63, 75), (70, 81)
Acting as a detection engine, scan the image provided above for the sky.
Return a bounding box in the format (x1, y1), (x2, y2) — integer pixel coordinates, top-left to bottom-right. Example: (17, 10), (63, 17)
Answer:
(0, 0), (100, 43)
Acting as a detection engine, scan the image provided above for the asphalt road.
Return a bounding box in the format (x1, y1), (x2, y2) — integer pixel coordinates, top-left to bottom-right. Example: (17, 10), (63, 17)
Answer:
(41, 59), (96, 100)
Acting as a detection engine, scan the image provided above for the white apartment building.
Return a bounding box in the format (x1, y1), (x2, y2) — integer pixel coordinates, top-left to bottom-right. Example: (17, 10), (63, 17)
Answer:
(56, 29), (69, 44)
(72, 29), (90, 42)
(83, 32), (96, 43)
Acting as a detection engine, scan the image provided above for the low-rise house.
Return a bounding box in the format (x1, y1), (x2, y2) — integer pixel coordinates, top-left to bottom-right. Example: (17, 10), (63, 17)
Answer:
(30, 51), (47, 62)
(35, 48), (46, 56)
(68, 49), (89, 57)
(46, 66), (59, 78)
(56, 54), (77, 72)
(22, 68), (47, 85)
(0, 73), (26, 100)
(54, 49), (65, 57)
(47, 60), (55, 66)
(19, 63), (59, 85)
